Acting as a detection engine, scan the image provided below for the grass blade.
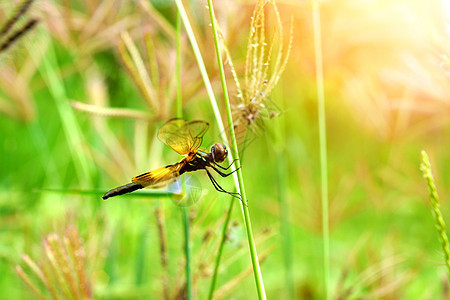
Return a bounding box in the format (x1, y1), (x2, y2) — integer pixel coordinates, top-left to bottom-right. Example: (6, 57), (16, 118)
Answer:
(182, 207), (191, 299)
(176, 11), (191, 300)
(272, 113), (295, 298)
(208, 194), (235, 300)
(420, 150), (450, 284)
(206, 0), (266, 298)
(175, 0), (266, 297)
(312, 1), (330, 298)
(32, 35), (95, 187)
(154, 205), (170, 300)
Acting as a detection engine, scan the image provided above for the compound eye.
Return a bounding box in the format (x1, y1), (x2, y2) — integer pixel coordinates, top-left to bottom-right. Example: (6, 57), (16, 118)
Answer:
(211, 143), (227, 163)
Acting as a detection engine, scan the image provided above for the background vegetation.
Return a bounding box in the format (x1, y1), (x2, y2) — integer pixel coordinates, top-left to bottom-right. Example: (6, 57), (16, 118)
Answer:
(1, 0), (449, 299)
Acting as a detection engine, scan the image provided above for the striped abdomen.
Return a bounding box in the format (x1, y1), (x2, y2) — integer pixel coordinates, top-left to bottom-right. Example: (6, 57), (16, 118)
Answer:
(102, 182), (144, 200)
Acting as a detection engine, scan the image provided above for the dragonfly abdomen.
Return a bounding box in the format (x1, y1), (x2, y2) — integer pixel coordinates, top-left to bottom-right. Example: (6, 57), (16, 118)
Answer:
(102, 182), (144, 200)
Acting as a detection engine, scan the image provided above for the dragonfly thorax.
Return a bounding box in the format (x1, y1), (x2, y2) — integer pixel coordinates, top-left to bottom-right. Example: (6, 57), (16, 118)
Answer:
(211, 143), (227, 163)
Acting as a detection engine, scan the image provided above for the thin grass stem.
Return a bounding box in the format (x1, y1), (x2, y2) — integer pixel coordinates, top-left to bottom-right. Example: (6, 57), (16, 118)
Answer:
(48, 235), (79, 298)
(176, 13), (183, 119)
(176, 12), (191, 300)
(15, 266), (47, 300)
(120, 31), (158, 111)
(28, 123), (62, 187)
(175, 0), (266, 297)
(43, 237), (72, 299)
(35, 36), (95, 187)
(144, 34), (160, 91)
(39, 262), (61, 300)
(37, 188), (176, 199)
(0, 0), (35, 36)
(65, 226), (91, 298)
(420, 150), (450, 284)
(312, 1), (330, 299)
(182, 207), (191, 299)
(272, 99), (295, 298)
(155, 206), (170, 300)
(71, 101), (152, 121)
(207, 1), (266, 298)
(208, 194), (235, 300)
(137, 0), (176, 41)
(208, 128), (252, 299)
(174, 0), (223, 128)
(134, 226), (147, 287)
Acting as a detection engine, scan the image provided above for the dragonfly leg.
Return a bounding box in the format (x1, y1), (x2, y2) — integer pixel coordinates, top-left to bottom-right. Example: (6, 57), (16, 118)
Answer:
(205, 169), (241, 199)
(206, 170), (247, 207)
(210, 164), (240, 177)
(214, 159), (239, 170)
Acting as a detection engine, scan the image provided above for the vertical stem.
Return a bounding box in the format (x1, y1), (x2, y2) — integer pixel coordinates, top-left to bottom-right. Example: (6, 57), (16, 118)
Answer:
(182, 207), (191, 300)
(155, 206), (170, 300)
(176, 12), (191, 300)
(175, 0), (266, 297)
(174, 0), (225, 133)
(208, 131), (251, 299)
(208, 195), (235, 300)
(273, 114), (294, 298)
(36, 37), (94, 187)
(206, 1), (266, 299)
(276, 151), (294, 298)
(312, 1), (330, 299)
(176, 12), (183, 119)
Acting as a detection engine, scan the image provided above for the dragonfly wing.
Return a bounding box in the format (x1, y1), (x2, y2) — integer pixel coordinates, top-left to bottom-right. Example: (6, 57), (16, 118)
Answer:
(132, 165), (181, 188)
(158, 119), (209, 155)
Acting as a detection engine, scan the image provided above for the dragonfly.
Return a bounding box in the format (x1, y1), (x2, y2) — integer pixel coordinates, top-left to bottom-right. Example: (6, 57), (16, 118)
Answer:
(102, 119), (240, 200)
(0, 0), (39, 53)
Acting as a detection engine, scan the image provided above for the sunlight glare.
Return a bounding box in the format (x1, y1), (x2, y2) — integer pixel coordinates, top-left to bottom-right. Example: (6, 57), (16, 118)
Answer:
(443, 0), (450, 18)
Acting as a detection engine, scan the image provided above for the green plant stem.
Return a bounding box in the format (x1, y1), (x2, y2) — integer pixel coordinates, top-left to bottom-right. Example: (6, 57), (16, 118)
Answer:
(176, 13), (183, 119)
(208, 194), (235, 300)
(36, 37), (94, 187)
(272, 113), (294, 298)
(420, 150), (450, 284)
(175, 0), (266, 297)
(207, 0), (266, 299)
(154, 206), (170, 300)
(174, 0), (223, 125)
(182, 207), (191, 299)
(276, 150), (294, 298)
(15, 266), (47, 300)
(209, 128), (252, 299)
(312, 1), (330, 299)
(28, 123), (62, 188)
(176, 12), (191, 300)
(135, 224), (147, 286)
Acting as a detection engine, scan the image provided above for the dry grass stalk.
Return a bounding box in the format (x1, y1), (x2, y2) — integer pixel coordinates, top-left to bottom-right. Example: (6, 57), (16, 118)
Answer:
(71, 101), (152, 121)
(119, 31), (159, 113)
(0, 0), (39, 53)
(42, 0), (141, 55)
(0, 0), (41, 122)
(16, 225), (91, 299)
(213, 0), (292, 149)
(233, 0), (292, 128)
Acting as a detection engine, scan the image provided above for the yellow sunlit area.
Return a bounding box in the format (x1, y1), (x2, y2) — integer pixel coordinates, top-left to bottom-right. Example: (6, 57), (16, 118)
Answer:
(1, 0), (449, 299)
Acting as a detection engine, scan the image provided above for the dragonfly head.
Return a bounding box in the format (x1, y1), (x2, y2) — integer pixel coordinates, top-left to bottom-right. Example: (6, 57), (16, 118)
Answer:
(211, 143), (227, 163)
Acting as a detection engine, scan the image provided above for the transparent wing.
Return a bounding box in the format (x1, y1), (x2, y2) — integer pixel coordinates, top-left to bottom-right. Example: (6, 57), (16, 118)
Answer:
(157, 119), (209, 155)
(132, 165), (181, 188)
